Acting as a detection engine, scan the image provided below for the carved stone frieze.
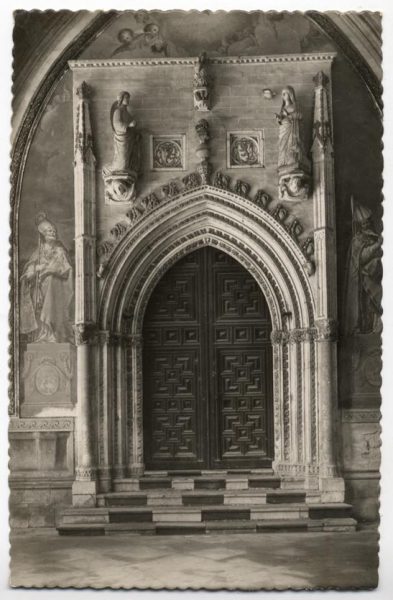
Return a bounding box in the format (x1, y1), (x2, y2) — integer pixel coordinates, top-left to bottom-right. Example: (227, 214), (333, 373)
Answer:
(96, 177), (314, 272)
(9, 416), (74, 432)
(342, 409), (381, 423)
(75, 466), (97, 481)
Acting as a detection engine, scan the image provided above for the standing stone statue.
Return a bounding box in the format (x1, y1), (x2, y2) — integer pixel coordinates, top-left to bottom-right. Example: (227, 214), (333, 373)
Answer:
(275, 86), (310, 200)
(20, 212), (74, 343)
(343, 201), (382, 336)
(103, 91), (141, 203)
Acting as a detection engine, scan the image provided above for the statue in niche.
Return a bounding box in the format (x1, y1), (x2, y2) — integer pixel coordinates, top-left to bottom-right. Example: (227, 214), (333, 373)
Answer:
(20, 213), (74, 343)
(275, 86), (310, 200)
(103, 91), (141, 203)
(343, 201), (382, 336)
(193, 53), (210, 111)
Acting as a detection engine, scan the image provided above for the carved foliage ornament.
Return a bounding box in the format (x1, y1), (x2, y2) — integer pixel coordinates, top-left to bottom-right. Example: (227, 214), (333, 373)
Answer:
(96, 176), (314, 278)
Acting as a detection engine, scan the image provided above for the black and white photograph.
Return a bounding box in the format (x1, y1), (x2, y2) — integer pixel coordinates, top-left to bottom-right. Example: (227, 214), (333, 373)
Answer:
(4, 3), (390, 593)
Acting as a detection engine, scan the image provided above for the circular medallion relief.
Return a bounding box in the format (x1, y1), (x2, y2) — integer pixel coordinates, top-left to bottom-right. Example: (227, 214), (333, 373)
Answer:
(35, 364), (60, 396)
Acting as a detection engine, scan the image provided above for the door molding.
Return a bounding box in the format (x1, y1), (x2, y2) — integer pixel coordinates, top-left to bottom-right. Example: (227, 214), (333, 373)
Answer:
(95, 187), (323, 483)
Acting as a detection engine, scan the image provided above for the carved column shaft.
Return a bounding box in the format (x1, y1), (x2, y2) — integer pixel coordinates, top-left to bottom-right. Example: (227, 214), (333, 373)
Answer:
(114, 337), (126, 478)
(97, 332), (114, 492)
(127, 334), (144, 476)
(72, 81), (97, 503)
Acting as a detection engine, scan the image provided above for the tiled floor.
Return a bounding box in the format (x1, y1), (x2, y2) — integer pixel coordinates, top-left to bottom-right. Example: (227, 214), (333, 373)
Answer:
(9, 527), (378, 589)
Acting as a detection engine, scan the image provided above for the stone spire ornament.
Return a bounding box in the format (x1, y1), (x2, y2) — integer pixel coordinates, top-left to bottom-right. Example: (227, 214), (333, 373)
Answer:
(193, 52), (211, 111)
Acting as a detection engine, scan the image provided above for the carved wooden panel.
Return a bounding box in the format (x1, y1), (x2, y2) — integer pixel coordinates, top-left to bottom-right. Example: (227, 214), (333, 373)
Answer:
(143, 247), (273, 470)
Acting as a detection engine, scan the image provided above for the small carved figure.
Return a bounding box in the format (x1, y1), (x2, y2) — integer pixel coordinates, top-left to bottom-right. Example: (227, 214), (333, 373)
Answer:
(20, 213), (74, 343)
(275, 86), (310, 198)
(193, 53), (210, 111)
(343, 201), (382, 335)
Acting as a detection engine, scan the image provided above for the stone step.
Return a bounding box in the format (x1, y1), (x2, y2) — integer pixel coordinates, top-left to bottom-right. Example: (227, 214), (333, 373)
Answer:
(307, 503), (353, 519)
(100, 489), (270, 507)
(57, 516), (356, 537)
(266, 491), (306, 504)
(113, 474), (282, 493)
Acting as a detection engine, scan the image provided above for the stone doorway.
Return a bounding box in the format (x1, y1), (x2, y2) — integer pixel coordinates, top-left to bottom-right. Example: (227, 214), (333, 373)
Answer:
(142, 246), (274, 471)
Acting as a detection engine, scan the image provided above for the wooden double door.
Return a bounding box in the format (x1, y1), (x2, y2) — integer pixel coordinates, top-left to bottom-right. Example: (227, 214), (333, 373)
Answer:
(143, 247), (273, 471)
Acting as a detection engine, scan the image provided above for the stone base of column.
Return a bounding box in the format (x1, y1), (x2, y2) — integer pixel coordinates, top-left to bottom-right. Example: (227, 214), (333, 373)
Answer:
(97, 467), (112, 493)
(72, 480), (97, 507)
(113, 465), (126, 479)
(319, 476), (345, 502)
(129, 462), (144, 477)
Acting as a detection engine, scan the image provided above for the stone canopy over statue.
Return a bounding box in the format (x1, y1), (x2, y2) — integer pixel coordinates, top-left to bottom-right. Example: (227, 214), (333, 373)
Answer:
(103, 91), (141, 203)
(343, 200), (382, 336)
(276, 86), (311, 200)
(20, 213), (74, 343)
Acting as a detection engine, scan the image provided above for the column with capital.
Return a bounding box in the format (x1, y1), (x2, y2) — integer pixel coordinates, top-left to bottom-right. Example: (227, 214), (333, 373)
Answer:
(312, 69), (344, 501)
(72, 81), (98, 506)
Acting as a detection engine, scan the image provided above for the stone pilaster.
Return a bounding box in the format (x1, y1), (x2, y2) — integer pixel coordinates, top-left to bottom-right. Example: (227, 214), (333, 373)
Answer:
(72, 81), (98, 507)
(312, 69), (344, 502)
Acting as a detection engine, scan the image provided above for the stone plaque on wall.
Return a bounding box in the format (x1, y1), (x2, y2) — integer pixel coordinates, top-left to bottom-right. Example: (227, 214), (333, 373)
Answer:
(22, 343), (76, 417)
(151, 135), (186, 171)
(227, 131), (264, 168)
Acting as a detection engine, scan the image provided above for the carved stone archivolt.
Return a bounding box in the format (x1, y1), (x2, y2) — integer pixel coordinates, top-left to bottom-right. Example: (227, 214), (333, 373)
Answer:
(96, 177), (315, 273)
